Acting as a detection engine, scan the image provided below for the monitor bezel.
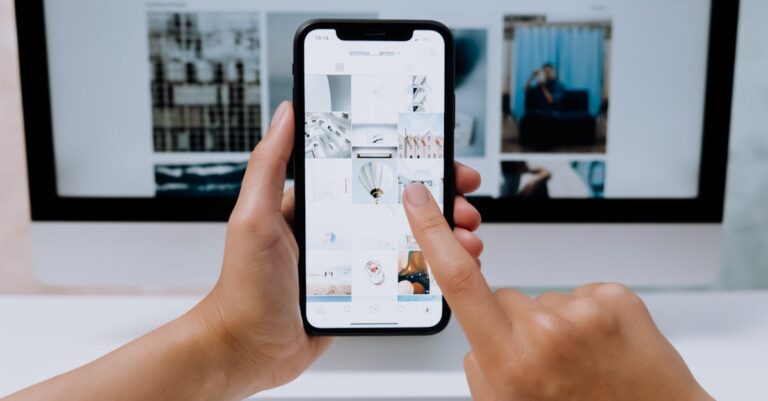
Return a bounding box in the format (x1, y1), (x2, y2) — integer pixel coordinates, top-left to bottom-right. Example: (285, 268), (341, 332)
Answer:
(16, 0), (739, 223)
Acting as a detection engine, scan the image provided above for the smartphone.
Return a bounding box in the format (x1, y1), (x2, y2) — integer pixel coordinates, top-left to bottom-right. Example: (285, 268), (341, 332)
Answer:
(293, 20), (455, 335)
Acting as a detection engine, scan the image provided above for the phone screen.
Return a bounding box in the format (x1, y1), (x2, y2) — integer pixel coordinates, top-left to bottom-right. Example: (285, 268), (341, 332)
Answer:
(302, 28), (447, 330)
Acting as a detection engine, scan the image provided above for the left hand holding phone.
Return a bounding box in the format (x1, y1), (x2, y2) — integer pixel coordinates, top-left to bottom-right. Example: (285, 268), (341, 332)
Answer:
(190, 100), (332, 396)
(6, 101), (483, 401)
(4, 102), (330, 401)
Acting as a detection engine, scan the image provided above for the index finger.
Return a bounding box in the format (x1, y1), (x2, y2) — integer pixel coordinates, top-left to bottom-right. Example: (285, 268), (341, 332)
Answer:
(402, 183), (513, 358)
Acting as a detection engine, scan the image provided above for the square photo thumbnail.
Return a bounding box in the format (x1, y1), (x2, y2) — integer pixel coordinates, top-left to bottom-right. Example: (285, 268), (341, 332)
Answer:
(398, 246), (431, 296)
(351, 250), (398, 301)
(501, 15), (611, 153)
(306, 251), (352, 297)
(148, 12), (262, 153)
(305, 74), (351, 113)
(500, 159), (605, 199)
(305, 112), (352, 158)
(351, 123), (398, 148)
(397, 159), (444, 204)
(351, 75), (399, 124)
(155, 161), (246, 197)
(398, 113), (444, 159)
(401, 74), (444, 113)
(453, 28), (488, 157)
(306, 203), (350, 250)
(352, 158), (397, 205)
(350, 204), (399, 251)
(305, 159), (351, 204)
(352, 146), (397, 159)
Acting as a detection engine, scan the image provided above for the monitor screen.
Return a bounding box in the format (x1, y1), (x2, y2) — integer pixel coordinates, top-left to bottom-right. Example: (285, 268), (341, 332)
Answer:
(24, 0), (733, 222)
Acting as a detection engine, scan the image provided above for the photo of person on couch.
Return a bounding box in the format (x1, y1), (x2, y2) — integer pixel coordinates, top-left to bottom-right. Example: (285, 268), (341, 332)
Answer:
(524, 62), (565, 111)
(501, 15), (610, 154)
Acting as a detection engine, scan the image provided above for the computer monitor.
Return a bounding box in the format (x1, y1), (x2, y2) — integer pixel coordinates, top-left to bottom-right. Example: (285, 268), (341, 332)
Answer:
(16, 0), (738, 290)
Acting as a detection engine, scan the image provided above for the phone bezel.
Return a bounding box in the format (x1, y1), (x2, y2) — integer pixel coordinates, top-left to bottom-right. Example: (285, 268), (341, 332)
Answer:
(293, 19), (455, 336)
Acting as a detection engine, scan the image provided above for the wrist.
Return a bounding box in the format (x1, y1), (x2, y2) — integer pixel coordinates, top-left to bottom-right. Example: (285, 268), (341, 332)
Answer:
(178, 296), (269, 399)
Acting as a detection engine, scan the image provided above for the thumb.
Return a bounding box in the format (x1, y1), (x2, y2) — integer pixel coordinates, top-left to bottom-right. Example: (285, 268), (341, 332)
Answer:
(232, 101), (294, 219)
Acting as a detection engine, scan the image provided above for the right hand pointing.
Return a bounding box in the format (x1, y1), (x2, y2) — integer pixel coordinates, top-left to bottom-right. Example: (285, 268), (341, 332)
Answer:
(402, 183), (714, 401)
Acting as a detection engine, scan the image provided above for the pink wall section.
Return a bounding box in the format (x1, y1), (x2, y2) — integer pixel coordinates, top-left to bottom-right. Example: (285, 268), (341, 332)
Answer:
(0, 0), (38, 292)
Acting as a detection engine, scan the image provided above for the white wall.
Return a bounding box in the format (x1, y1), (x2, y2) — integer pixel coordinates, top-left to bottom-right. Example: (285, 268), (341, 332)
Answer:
(720, 0), (768, 288)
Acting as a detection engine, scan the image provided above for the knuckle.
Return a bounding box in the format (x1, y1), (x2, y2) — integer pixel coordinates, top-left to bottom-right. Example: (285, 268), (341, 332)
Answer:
(593, 283), (642, 308)
(523, 314), (581, 392)
(494, 288), (526, 306)
(493, 288), (531, 315)
(534, 291), (562, 303)
(531, 311), (569, 337)
(493, 287), (517, 301)
(574, 282), (600, 296)
(528, 312), (576, 353)
(571, 297), (603, 323)
(566, 298), (619, 335)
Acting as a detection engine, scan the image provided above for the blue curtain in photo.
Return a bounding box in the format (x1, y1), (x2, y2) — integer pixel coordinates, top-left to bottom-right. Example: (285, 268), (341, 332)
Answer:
(512, 25), (605, 120)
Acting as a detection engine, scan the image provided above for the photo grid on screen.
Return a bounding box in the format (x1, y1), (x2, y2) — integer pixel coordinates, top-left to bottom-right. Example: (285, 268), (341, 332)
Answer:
(304, 73), (445, 305)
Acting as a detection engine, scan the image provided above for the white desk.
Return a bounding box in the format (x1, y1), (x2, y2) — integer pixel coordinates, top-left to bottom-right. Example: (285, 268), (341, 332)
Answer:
(1, 292), (767, 400)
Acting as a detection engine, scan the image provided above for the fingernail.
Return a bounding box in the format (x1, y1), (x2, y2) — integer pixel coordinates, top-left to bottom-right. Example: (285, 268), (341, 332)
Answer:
(271, 101), (290, 128)
(404, 183), (430, 206)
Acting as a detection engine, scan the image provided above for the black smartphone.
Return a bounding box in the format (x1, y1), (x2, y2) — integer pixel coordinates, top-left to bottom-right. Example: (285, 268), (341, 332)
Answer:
(293, 20), (455, 335)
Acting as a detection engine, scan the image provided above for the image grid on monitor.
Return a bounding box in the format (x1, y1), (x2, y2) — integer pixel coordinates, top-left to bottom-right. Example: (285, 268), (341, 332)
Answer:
(45, 1), (707, 202)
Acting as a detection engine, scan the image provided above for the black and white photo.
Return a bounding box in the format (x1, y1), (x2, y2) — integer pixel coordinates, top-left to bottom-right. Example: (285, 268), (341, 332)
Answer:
(148, 12), (262, 153)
